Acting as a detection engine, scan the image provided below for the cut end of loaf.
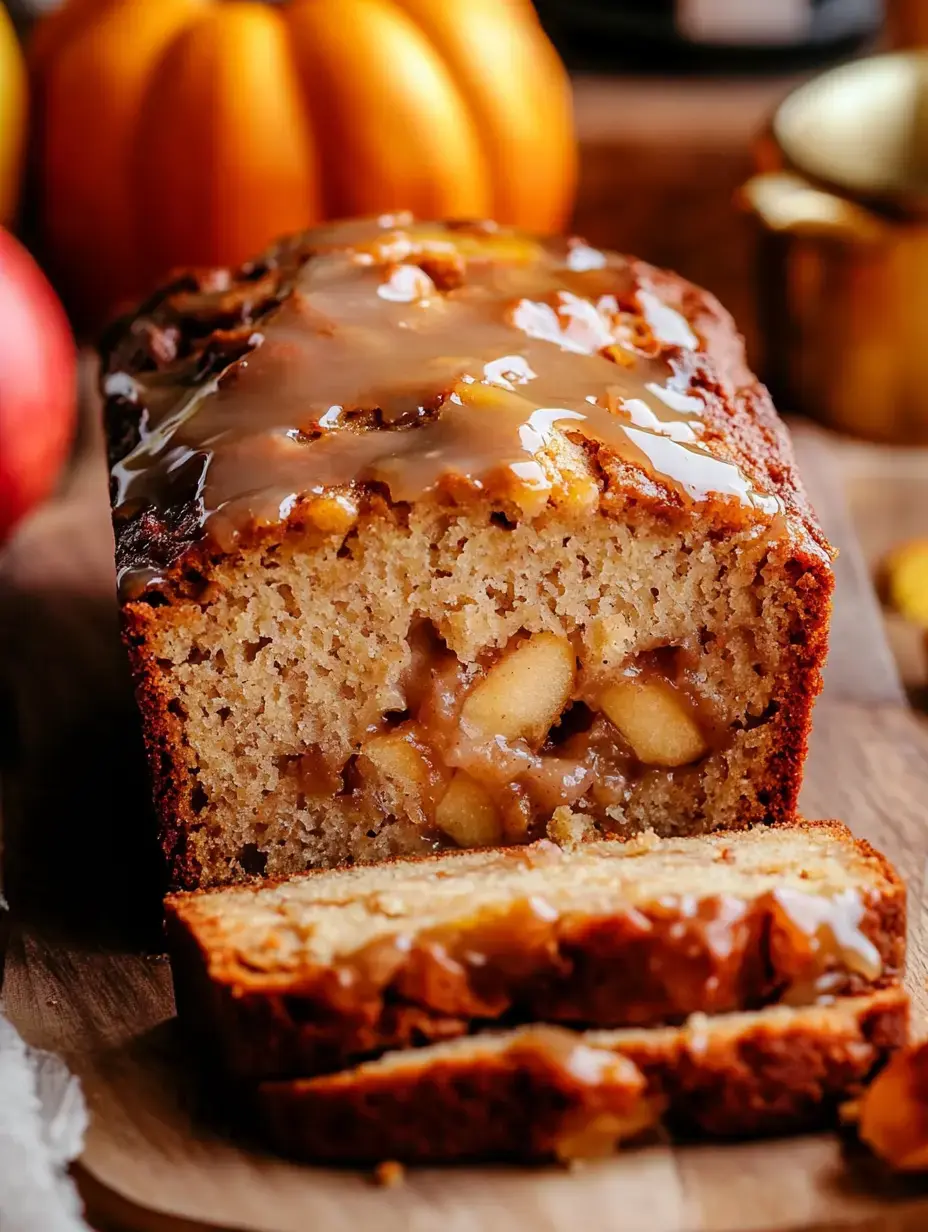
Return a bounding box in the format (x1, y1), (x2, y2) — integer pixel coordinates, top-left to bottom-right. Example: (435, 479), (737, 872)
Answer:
(129, 498), (831, 889)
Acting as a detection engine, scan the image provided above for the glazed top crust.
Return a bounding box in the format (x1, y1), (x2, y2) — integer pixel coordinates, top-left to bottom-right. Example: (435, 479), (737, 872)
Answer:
(101, 214), (833, 600)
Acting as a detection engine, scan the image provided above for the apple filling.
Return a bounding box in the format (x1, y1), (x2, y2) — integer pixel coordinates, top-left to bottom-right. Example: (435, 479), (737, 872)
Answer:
(351, 630), (721, 849)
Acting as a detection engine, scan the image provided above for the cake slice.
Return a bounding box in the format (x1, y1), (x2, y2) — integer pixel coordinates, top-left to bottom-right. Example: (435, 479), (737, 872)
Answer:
(258, 988), (908, 1164)
(263, 1026), (662, 1167)
(165, 822), (905, 1079)
(103, 214), (833, 890)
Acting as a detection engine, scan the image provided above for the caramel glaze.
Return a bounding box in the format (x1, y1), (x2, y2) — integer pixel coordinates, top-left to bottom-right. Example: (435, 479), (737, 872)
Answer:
(220, 861), (891, 1077)
(491, 1026), (643, 1093)
(107, 216), (780, 598)
(771, 886), (884, 1004)
(325, 884), (886, 1018)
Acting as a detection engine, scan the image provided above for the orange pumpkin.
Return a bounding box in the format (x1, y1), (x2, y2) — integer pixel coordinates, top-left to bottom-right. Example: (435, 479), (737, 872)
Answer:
(0, 2), (26, 228)
(30, 0), (576, 327)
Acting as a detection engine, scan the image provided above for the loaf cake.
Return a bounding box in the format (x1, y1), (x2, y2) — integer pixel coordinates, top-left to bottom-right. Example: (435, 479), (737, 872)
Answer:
(165, 822), (905, 1079)
(103, 214), (834, 889)
(258, 988), (908, 1164)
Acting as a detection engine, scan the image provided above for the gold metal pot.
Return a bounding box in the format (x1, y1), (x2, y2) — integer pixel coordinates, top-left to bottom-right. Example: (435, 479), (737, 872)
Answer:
(740, 51), (928, 443)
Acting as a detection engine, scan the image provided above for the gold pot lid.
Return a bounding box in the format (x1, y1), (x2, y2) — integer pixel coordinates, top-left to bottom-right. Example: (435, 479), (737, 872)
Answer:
(773, 51), (928, 218)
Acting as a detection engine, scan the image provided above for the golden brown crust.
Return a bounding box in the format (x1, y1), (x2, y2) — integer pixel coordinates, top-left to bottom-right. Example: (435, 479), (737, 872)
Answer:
(123, 608), (202, 889)
(165, 824), (905, 1080)
(256, 989), (908, 1164)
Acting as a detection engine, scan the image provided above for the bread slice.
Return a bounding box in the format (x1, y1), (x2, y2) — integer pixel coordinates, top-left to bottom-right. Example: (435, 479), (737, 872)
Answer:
(165, 822), (905, 1079)
(103, 215), (834, 889)
(263, 1025), (662, 1167)
(258, 988), (909, 1165)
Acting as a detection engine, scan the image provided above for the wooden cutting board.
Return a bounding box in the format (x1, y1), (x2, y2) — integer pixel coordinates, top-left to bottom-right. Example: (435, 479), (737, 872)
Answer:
(2, 402), (928, 1232)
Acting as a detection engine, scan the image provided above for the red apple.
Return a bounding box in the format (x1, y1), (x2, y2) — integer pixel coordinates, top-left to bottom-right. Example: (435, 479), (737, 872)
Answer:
(0, 227), (76, 541)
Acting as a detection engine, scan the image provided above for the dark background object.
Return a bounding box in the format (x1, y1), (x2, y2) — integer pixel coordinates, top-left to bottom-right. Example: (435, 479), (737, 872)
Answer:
(535, 0), (882, 72)
(5, 0), (55, 39)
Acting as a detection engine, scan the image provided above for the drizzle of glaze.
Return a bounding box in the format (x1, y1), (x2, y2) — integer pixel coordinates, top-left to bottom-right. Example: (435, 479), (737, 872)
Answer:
(771, 886), (884, 991)
(107, 217), (780, 595)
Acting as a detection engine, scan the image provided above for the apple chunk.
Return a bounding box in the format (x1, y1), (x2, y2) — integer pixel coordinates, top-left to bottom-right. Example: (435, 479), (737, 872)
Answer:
(360, 730), (432, 791)
(599, 677), (707, 768)
(460, 633), (575, 745)
(435, 773), (501, 847)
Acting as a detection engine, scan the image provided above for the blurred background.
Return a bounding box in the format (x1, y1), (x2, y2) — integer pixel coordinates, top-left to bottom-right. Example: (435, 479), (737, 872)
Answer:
(2, 0), (928, 711)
